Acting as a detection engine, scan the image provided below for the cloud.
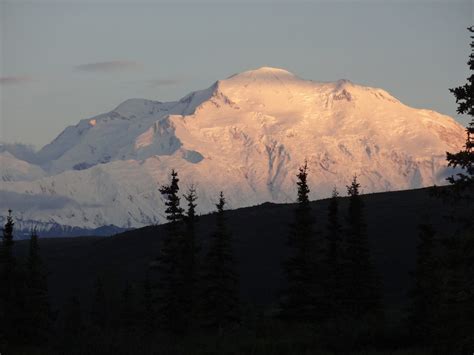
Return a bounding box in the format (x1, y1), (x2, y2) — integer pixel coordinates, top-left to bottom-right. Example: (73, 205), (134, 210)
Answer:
(0, 143), (38, 164)
(75, 60), (141, 73)
(0, 190), (104, 211)
(0, 76), (35, 85)
(0, 191), (76, 211)
(145, 78), (182, 87)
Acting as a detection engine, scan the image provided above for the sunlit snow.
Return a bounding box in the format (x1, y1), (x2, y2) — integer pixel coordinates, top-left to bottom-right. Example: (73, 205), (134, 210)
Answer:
(0, 67), (465, 232)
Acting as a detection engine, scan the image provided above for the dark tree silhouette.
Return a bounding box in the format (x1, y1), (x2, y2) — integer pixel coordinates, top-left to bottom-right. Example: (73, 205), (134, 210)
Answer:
(119, 283), (136, 331)
(183, 185), (200, 331)
(141, 275), (155, 337)
(445, 27), (474, 234)
(24, 228), (52, 346)
(447, 26), (474, 190)
(434, 233), (474, 353)
(90, 277), (107, 330)
(0, 211), (15, 291)
(0, 209), (27, 348)
(325, 188), (344, 315)
(159, 170), (185, 225)
(0, 210), (15, 347)
(156, 169), (186, 333)
(281, 161), (321, 322)
(409, 224), (439, 343)
(421, 28), (474, 353)
(343, 175), (381, 318)
(61, 295), (83, 347)
(201, 192), (240, 331)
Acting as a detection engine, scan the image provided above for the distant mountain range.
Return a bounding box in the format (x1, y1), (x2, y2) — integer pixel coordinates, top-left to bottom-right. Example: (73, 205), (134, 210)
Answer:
(0, 67), (465, 236)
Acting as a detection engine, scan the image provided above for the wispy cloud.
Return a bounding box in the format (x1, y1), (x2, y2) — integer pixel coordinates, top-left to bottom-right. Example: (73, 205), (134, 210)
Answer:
(0, 76), (35, 85)
(145, 78), (182, 87)
(123, 77), (185, 89)
(75, 60), (141, 73)
(0, 191), (76, 211)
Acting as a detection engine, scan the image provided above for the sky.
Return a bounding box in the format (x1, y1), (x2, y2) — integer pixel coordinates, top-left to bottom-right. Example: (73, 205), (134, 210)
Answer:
(0, 0), (472, 148)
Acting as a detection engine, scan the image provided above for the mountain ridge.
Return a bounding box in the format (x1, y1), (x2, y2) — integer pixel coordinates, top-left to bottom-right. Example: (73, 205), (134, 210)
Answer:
(0, 67), (466, 233)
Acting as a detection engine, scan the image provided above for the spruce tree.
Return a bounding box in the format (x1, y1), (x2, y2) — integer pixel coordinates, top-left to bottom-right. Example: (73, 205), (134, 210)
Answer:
(201, 192), (240, 331)
(0, 210), (15, 347)
(428, 27), (474, 352)
(61, 295), (83, 346)
(0, 209), (26, 347)
(159, 169), (185, 224)
(1, 209), (14, 248)
(446, 26), (474, 231)
(343, 175), (381, 318)
(281, 162), (321, 322)
(90, 277), (107, 330)
(434, 233), (474, 353)
(141, 275), (155, 337)
(0, 210), (15, 298)
(447, 26), (474, 189)
(156, 169), (186, 333)
(24, 228), (52, 346)
(119, 283), (135, 331)
(183, 185), (199, 331)
(325, 188), (343, 315)
(409, 224), (439, 344)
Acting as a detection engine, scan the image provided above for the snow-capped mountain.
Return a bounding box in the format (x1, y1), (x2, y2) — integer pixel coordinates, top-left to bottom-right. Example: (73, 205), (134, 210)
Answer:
(0, 152), (46, 182)
(0, 67), (465, 234)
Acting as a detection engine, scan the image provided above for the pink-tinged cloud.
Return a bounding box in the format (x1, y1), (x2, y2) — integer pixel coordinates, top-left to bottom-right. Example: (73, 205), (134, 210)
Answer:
(75, 60), (141, 72)
(0, 76), (35, 85)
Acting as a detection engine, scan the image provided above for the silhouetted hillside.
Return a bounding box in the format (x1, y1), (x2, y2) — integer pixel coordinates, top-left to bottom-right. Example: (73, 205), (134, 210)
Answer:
(13, 186), (465, 311)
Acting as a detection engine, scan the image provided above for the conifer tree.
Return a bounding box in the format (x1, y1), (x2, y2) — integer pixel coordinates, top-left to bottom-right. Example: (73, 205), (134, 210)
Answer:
(325, 188), (343, 315)
(201, 192), (240, 331)
(1, 209), (14, 249)
(446, 26), (474, 231)
(120, 283), (135, 331)
(417, 28), (474, 352)
(344, 175), (381, 318)
(447, 26), (474, 190)
(281, 162), (321, 322)
(183, 185), (199, 331)
(434, 233), (474, 353)
(409, 224), (439, 343)
(0, 209), (26, 347)
(90, 277), (107, 330)
(24, 228), (52, 345)
(0, 210), (15, 295)
(0, 210), (15, 345)
(160, 170), (185, 224)
(141, 275), (155, 337)
(428, 27), (474, 352)
(62, 295), (83, 345)
(156, 169), (186, 333)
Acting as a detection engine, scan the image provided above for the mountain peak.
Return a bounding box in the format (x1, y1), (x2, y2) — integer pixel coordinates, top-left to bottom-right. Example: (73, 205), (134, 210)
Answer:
(7, 68), (466, 231)
(225, 66), (297, 82)
(250, 66), (294, 74)
(335, 79), (353, 89)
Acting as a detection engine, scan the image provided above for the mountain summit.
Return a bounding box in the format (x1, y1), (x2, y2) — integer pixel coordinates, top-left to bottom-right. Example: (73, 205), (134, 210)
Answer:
(0, 67), (465, 233)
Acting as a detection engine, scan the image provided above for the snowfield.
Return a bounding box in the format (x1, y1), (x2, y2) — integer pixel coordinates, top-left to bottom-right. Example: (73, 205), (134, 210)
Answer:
(0, 67), (465, 233)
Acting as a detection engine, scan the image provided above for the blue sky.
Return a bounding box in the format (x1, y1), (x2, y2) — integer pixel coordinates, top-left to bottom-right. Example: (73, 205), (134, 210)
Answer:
(0, 0), (472, 148)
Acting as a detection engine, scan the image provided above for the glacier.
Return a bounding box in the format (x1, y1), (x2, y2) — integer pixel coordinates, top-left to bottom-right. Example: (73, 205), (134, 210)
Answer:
(0, 67), (465, 234)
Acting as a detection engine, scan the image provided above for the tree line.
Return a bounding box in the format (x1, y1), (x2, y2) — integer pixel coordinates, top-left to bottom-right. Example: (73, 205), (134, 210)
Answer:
(0, 26), (473, 355)
(1, 159), (471, 353)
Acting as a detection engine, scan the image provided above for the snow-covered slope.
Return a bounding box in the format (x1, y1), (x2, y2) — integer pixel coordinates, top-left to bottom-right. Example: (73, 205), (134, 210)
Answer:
(0, 152), (46, 181)
(0, 67), (465, 233)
